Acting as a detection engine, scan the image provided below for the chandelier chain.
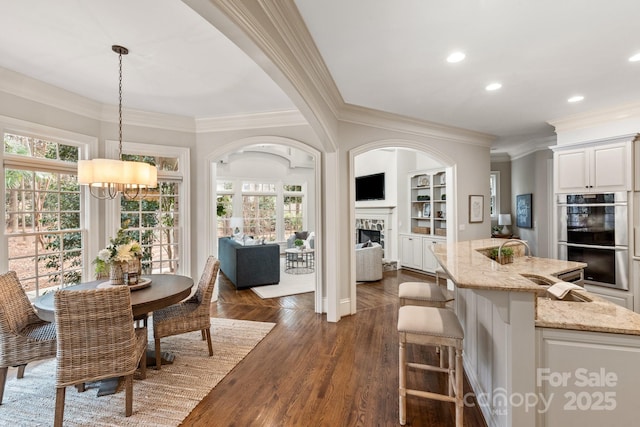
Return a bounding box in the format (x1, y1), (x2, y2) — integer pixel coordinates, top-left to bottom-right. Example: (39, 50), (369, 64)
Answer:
(118, 50), (123, 160)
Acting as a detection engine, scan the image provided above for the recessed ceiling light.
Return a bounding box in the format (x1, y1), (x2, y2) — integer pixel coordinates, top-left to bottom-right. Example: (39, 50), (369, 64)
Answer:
(629, 53), (640, 62)
(568, 95), (584, 103)
(446, 52), (466, 63)
(486, 82), (502, 91)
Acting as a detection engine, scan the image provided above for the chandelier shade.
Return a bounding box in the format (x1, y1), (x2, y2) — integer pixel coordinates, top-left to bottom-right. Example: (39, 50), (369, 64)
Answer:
(78, 159), (157, 188)
(79, 45), (157, 199)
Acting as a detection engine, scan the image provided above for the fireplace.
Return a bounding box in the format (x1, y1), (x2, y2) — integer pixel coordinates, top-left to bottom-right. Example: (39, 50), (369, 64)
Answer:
(358, 229), (381, 245)
(355, 208), (396, 269)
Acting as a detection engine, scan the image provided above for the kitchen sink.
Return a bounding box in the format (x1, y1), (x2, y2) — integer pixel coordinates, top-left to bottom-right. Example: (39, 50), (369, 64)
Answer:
(520, 273), (555, 286)
(520, 273), (592, 302)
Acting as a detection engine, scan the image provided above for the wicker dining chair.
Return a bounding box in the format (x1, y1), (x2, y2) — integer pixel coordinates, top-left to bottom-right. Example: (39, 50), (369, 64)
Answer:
(0, 271), (57, 405)
(152, 256), (220, 370)
(53, 286), (147, 426)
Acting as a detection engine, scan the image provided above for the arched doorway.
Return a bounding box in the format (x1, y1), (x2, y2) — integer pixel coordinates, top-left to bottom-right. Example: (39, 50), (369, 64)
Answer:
(205, 136), (323, 313)
(348, 141), (457, 314)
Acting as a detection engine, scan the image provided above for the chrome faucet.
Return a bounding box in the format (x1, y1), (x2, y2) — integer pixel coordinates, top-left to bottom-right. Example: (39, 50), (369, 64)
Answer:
(498, 239), (531, 263)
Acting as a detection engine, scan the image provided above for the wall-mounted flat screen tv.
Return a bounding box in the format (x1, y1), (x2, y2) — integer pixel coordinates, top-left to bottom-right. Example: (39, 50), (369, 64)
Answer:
(355, 172), (385, 201)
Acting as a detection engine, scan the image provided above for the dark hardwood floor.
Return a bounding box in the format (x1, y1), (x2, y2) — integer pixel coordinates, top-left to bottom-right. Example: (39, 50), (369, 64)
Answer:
(182, 267), (487, 426)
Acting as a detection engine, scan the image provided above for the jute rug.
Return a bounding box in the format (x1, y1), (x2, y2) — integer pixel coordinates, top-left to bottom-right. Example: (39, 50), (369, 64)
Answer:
(251, 258), (315, 299)
(1, 317), (275, 426)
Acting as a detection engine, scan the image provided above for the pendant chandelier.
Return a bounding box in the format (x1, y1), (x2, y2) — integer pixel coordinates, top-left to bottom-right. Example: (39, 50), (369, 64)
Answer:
(78, 45), (157, 200)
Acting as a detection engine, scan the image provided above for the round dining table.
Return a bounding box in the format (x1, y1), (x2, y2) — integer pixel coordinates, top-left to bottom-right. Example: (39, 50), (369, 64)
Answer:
(33, 274), (194, 395)
(34, 274), (194, 323)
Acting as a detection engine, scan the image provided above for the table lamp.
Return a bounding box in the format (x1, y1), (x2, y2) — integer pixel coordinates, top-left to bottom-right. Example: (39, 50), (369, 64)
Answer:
(498, 214), (511, 235)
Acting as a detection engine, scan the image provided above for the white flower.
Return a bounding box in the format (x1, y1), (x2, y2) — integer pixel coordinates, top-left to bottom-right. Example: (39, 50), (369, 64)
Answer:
(113, 243), (135, 262)
(97, 249), (112, 262)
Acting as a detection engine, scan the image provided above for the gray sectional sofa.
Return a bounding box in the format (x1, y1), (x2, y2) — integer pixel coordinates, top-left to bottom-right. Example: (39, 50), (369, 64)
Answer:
(218, 237), (280, 289)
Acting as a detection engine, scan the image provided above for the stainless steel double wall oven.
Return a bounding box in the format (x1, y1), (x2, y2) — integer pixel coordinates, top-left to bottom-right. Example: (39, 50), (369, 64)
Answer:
(557, 192), (628, 290)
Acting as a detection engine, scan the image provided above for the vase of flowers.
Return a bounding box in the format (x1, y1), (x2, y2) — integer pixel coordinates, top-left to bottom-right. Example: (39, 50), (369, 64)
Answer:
(94, 227), (143, 285)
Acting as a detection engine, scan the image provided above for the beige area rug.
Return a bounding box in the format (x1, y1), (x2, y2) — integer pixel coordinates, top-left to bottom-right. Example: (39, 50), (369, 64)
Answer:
(1, 317), (275, 426)
(251, 257), (315, 299)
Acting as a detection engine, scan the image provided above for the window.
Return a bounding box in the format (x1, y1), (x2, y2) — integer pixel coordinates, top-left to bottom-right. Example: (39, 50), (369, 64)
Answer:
(216, 181), (234, 236)
(490, 171), (500, 219)
(4, 132), (84, 297)
(216, 179), (306, 241)
(283, 184), (303, 236)
(120, 181), (180, 274)
(114, 147), (187, 275)
(242, 195), (276, 241)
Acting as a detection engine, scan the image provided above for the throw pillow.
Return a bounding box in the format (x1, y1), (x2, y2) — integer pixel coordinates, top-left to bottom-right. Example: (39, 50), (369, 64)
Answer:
(355, 243), (365, 250)
(362, 240), (372, 248)
(295, 231), (309, 240)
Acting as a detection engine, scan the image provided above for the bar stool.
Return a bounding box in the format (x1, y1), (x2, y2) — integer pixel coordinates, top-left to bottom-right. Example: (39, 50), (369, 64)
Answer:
(398, 281), (449, 308)
(398, 305), (464, 426)
(398, 276), (456, 368)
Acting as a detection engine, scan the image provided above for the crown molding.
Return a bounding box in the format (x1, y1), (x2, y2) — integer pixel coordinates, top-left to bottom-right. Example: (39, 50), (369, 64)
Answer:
(502, 136), (556, 161)
(490, 152), (511, 163)
(0, 67), (103, 120)
(548, 102), (640, 132)
(100, 105), (197, 133)
(339, 103), (495, 147)
(195, 109), (307, 132)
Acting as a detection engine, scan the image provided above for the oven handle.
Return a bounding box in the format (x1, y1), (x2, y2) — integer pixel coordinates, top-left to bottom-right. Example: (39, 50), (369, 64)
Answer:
(562, 242), (627, 251)
(558, 203), (627, 208)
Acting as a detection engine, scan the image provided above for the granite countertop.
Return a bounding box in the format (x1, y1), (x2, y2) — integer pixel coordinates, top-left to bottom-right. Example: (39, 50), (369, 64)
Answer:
(431, 239), (586, 292)
(433, 238), (640, 336)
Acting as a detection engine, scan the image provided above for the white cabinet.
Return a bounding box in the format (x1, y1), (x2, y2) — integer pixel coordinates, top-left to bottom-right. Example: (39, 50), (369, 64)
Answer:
(400, 234), (445, 273)
(400, 234), (422, 270)
(554, 141), (631, 193)
(536, 328), (640, 426)
(422, 238), (442, 272)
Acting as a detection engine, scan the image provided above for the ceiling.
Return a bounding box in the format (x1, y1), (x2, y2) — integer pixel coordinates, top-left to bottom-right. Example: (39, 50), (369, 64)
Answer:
(1, 0), (639, 153)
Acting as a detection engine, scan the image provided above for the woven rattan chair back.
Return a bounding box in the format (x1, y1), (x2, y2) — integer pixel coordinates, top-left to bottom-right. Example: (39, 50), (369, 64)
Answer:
(192, 256), (220, 306)
(152, 256), (220, 369)
(53, 286), (147, 426)
(0, 271), (38, 336)
(0, 271), (57, 404)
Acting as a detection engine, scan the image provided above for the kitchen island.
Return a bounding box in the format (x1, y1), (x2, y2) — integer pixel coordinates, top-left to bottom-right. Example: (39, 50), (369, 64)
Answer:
(432, 239), (640, 427)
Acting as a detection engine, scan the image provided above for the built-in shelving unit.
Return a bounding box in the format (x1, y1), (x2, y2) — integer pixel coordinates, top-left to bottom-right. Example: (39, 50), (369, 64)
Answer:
(401, 168), (448, 274)
(410, 169), (447, 237)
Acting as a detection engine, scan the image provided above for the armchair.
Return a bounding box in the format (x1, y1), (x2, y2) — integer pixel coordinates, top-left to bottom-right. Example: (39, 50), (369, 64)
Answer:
(53, 286), (147, 425)
(0, 271), (57, 405)
(356, 242), (383, 281)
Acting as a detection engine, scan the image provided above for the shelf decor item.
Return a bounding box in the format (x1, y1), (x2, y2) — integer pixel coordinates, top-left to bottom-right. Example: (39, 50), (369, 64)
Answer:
(417, 175), (429, 187)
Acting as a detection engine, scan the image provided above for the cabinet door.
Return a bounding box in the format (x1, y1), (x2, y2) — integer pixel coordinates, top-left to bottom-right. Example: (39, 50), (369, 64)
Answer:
(400, 234), (422, 270)
(591, 143), (631, 192)
(554, 149), (589, 193)
(422, 238), (439, 273)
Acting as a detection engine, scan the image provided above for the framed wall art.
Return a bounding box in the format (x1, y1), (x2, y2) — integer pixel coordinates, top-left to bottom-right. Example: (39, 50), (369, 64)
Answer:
(516, 193), (532, 228)
(469, 195), (483, 223)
